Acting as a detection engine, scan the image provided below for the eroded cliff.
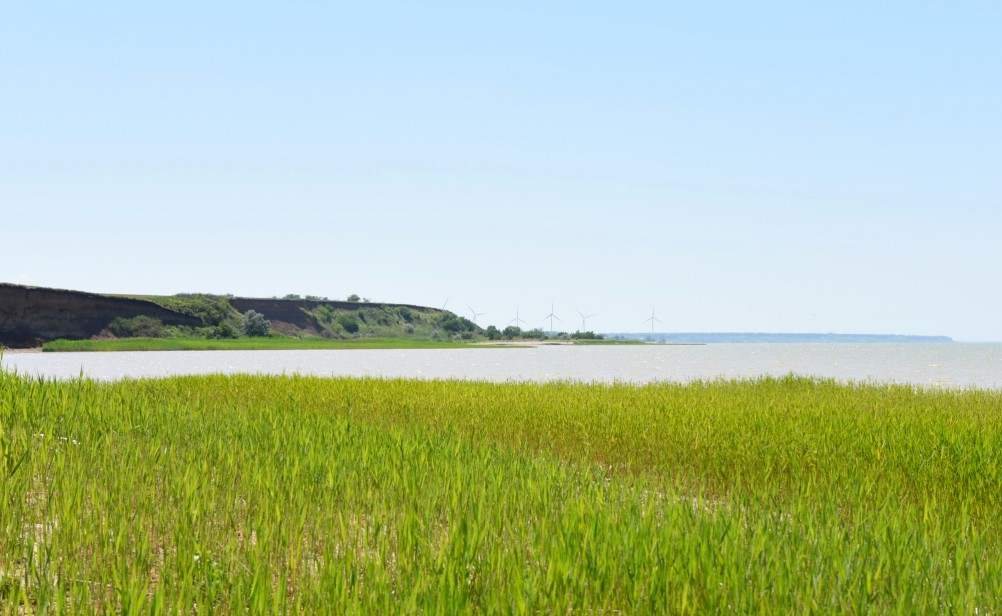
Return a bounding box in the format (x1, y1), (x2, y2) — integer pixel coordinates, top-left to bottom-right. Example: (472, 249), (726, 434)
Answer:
(0, 284), (201, 348)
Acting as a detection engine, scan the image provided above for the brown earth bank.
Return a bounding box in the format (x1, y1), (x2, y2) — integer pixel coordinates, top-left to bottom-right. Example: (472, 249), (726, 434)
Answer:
(0, 283), (201, 348)
(228, 297), (439, 334)
(0, 283), (452, 348)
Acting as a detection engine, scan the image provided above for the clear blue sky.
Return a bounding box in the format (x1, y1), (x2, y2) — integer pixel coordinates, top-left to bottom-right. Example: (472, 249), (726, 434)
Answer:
(3, 2), (1000, 340)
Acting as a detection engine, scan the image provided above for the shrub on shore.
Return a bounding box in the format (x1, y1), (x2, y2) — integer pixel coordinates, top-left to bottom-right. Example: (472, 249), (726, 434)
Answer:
(241, 310), (270, 337)
(107, 315), (166, 338)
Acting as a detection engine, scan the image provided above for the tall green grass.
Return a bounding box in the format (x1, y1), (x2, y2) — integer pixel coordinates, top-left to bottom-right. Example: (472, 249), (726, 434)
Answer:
(1, 371), (1000, 613)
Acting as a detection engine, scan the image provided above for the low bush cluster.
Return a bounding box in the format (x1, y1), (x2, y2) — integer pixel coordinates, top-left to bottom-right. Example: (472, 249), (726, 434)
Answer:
(107, 315), (166, 338)
(241, 310), (270, 337)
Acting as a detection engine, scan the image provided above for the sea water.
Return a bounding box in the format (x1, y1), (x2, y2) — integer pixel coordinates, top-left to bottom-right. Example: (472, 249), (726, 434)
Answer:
(4, 343), (1001, 389)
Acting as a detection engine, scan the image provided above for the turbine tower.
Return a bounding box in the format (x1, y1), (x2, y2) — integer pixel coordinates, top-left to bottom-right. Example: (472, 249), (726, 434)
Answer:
(467, 304), (487, 325)
(543, 301), (561, 334)
(576, 310), (595, 332)
(642, 305), (663, 335)
(510, 307), (528, 328)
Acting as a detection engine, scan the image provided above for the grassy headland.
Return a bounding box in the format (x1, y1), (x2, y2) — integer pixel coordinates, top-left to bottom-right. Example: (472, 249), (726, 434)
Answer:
(40, 336), (630, 352)
(41, 337), (497, 352)
(2, 283), (621, 350)
(2, 372), (1000, 612)
(127, 295), (479, 342)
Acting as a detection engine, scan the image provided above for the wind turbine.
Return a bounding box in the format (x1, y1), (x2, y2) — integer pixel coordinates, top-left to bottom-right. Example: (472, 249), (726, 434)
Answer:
(576, 310), (596, 332)
(543, 301), (561, 334)
(510, 307), (528, 328)
(441, 295), (450, 310)
(642, 305), (663, 335)
(467, 304), (487, 325)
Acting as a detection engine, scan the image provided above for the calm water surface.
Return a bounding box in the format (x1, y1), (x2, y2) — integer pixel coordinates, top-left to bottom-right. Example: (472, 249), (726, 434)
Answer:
(4, 344), (1001, 389)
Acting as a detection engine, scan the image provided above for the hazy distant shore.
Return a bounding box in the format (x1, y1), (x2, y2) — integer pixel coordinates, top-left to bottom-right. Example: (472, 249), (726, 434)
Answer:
(610, 333), (954, 344)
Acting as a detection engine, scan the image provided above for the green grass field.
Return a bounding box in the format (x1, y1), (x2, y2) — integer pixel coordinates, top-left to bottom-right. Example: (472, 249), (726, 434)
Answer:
(2, 372), (1000, 613)
(41, 337), (498, 352)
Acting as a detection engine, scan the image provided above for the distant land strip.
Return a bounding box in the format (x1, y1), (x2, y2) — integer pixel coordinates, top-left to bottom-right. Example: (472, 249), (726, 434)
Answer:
(609, 333), (954, 343)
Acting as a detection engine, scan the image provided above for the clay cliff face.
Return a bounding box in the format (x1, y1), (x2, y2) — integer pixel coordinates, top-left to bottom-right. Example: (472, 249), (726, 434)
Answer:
(228, 298), (325, 332)
(228, 298), (437, 333)
(0, 284), (201, 348)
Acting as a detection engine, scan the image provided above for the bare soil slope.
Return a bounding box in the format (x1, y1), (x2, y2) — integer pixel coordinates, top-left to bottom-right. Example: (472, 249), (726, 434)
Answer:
(0, 283), (200, 348)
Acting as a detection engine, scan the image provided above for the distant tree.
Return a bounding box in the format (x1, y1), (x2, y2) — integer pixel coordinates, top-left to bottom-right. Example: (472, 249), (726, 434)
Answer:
(283, 294), (302, 300)
(437, 313), (464, 333)
(437, 313), (477, 334)
(485, 325), (501, 341)
(346, 294), (361, 303)
(209, 321), (239, 339)
(107, 315), (166, 338)
(502, 326), (522, 340)
(336, 314), (360, 333)
(522, 328), (545, 340)
(242, 310), (271, 337)
(305, 295), (328, 302)
(158, 294), (233, 326)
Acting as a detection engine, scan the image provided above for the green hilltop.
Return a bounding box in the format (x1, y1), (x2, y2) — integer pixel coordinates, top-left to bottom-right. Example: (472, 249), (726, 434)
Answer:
(0, 283), (480, 348)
